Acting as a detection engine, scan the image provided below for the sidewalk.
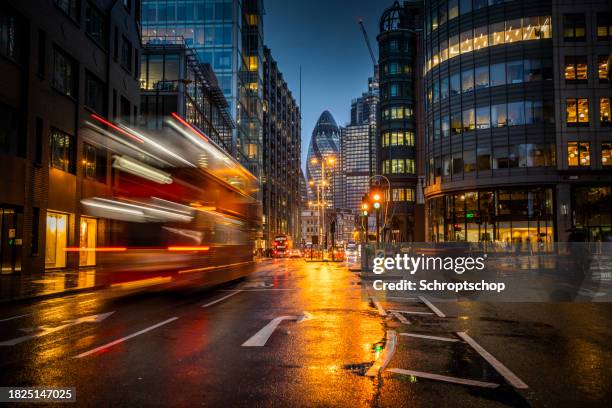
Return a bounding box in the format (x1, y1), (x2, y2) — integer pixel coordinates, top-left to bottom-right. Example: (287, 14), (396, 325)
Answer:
(0, 257), (275, 304)
(0, 268), (105, 304)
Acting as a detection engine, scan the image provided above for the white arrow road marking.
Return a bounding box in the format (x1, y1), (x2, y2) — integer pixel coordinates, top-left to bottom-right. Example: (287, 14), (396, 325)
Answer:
(0, 314), (31, 323)
(370, 296), (387, 316)
(202, 290), (242, 308)
(0, 312), (115, 346)
(391, 311), (410, 324)
(74, 317), (179, 359)
(365, 330), (397, 377)
(387, 368), (499, 388)
(418, 296), (446, 317)
(242, 312), (311, 347)
(399, 333), (458, 342)
(456, 332), (528, 389)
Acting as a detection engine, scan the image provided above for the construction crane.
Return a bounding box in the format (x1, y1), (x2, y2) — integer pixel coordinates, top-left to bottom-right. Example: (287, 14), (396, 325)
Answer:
(358, 18), (377, 67)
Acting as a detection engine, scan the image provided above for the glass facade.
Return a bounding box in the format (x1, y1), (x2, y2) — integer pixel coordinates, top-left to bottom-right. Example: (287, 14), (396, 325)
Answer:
(141, 0), (264, 178)
(342, 124), (373, 212)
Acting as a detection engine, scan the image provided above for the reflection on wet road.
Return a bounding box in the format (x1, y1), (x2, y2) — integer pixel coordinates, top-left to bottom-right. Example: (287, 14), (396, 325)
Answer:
(0, 259), (610, 407)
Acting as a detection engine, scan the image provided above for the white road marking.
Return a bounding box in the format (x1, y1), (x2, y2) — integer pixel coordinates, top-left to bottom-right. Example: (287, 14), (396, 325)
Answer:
(370, 296), (387, 316)
(0, 312), (114, 346)
(73, 317), (179, 359)
(391, 311), (410, 324)
(202, 290), (242, 308)
(0, 314), (31, 323)
(242, 313), (308, 347)
(456, 332), (528, 389)
(387, 368), (499, 388)
(389, 309), (434, 315)
(418, 296), (446, 317)
(365, 330), (397, 377)
(400, 333), (459, 342)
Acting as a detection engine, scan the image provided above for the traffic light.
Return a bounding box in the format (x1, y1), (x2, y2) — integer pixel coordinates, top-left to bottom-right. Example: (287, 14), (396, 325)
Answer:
(371, 190), (382, 210)
(361, 194), (370, 216)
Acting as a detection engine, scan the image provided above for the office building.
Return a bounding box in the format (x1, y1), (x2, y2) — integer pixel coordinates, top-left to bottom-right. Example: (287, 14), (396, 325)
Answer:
(0, 0), (141, 273)
(306, 110), (341, 207)
(377, 1), (425, 242)
(262, 46), (301, 248)
(141, 0), (264, 178)
(422, 0), (612, 242)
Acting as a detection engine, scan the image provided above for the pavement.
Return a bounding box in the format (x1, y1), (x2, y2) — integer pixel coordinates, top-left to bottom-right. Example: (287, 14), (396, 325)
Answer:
(0, 259), (610, 407)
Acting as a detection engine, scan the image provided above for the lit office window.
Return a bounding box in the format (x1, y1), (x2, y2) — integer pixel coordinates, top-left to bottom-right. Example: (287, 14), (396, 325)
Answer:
(449, 34), (459, 58)
(598, 56), (610, 82)
(563, 14), (586, 41)
(491, 103), (507, 127)
(460, 30), (473, 54)
(567, 142), (590, 167)
(248, 56), (258, 71)
(392, 188), (405, 201)
(49, 128), (74, 173)
(490, 21), (505, 45)
(462, 108), (475, 132)
(566, 98), (589, 125)
(522, 16), (539, 40)
(476, 106), (490, 129)
(601, 97), (611, 125)
(602, 142), (612, 166)
(596, 13), (612, 40)
(473, 26), (488, 50)
(564, 56), (588, 82)
(505, 19), (522, 43)
(461, 69), (474, 92)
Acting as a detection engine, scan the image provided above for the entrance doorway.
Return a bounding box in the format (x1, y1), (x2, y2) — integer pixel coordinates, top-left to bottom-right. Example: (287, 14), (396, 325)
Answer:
(0, 207), (23, 273)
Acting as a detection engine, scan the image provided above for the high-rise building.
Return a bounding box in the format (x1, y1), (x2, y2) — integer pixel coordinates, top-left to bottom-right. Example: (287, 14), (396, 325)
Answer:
(262, 46), (301, 248)
(422, 0), (612, 242)
(141, 0), (264, 179)
(341, 74), (379, 212)
(0, 0), (141, 274)
(306, 111), (341, 207)
(377, 1), (425, 242)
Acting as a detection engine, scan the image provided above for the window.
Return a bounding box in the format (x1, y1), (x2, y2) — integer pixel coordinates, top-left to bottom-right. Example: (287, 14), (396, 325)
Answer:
(519, 144), (556, 167)
(0, 7), (25, 63)
(83, 143), (107, 183)
(121, 36), (132, 71)
(506, 60), (523, 84)
(478, 148), (491, 171)
(473, 26), (488, 50)
(505, 19), (522, 43)
(392, 188), (405, 202)
(460, 0), (471, 15)
(524, 59), (542, 82)
(490, 22), (505, 45)
(0, 102), (19, 156)
(567, 142), (590, 167)
(566, 98), (589, 125)
(596, 13), (612, 40)
(507, 101), (524, 126)
(439, 4), (447, 26)
(86, 2), (106, 47)
(390, 84), (400, 97)
(449, 0), (459, 20)
(55, 0), (80, 21)
(52, 48), (77, 97)
(461, 68), (474, 92)
(85, 72), (106, 114)
(462, 108), (475, 132)
(49, 128), (74, 173)
(563, 14), (586, 41)
(490, 63), (506, 86)
(600, 97), (611, 125)
(476, 106), (490, 129)
(598, 56), (610, 82)
(441, 115), (450, 137)
(602, 142), (612, 166)
(449, 35), (459, 58)
(120, 96), (130, 122)
(492, 104), (507, 127)
(564, 56), (588, 82)
(440, 77), (449, 99)
(453, 154), (463, 175)
(451, 111), (462, 135)
(450, 73), (461, 95)
(464, 150), (476, 173)
(37, 30), (46, 77)
(35, 117), (43, 165)
(460, 30), (473, 54)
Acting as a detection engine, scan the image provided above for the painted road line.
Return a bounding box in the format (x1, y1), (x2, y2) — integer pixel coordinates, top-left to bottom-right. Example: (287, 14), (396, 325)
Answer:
(242, 314), (305, 347)
(456, 331), (528, 389)
(389, 309), (434, 316)
(370, 296), (387, 317)
(400, 333), (459, 342)
(0, 314), (31, 323)
(73, 317), (179, 359)
(418, 295), (446, 318)
(365, 330), (397, 377)
(1, 312), (115, 347)
(391, 311), (410, 324)
(202, 290), (242, 308)
(387, 368), (499, 388)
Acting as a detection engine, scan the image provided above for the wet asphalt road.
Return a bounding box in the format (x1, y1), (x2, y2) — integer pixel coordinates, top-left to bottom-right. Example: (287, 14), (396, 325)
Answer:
(0, 259), (610, 407)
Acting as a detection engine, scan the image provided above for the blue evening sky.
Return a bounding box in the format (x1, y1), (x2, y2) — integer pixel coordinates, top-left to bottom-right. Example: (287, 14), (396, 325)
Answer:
(263, 0), (389, 171)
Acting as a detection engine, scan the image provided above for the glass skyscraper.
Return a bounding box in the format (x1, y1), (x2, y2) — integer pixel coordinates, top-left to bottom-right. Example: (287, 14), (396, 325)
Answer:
(141, 0), (264, 178)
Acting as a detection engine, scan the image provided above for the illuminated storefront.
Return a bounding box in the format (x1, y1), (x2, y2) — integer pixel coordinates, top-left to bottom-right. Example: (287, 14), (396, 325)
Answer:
(45, 211), (69, 269)
(79, 217), (97, 267)
(428, 188), (554, 243)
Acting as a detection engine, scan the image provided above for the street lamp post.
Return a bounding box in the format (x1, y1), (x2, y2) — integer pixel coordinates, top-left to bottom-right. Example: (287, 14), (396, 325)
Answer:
(311, 156), (335, 259)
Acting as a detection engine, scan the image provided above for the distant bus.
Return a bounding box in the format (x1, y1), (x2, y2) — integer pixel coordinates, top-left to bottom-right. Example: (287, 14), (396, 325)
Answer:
(273, 234), (292, 257)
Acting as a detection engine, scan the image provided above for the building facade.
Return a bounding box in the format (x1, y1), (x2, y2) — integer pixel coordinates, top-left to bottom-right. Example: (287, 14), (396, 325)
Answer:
(377, 1), (425, 242)
(0, 0), (141, 274)
(306, 110), (341, 207)
(262, 46), (301, 248)
(139, 36), (234, 150)
(141, 0), (264, 179)
(422, 0), (612, 243)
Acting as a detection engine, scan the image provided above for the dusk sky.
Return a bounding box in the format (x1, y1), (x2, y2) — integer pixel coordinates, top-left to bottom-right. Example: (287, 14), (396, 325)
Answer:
(263, 0), (389, 171)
